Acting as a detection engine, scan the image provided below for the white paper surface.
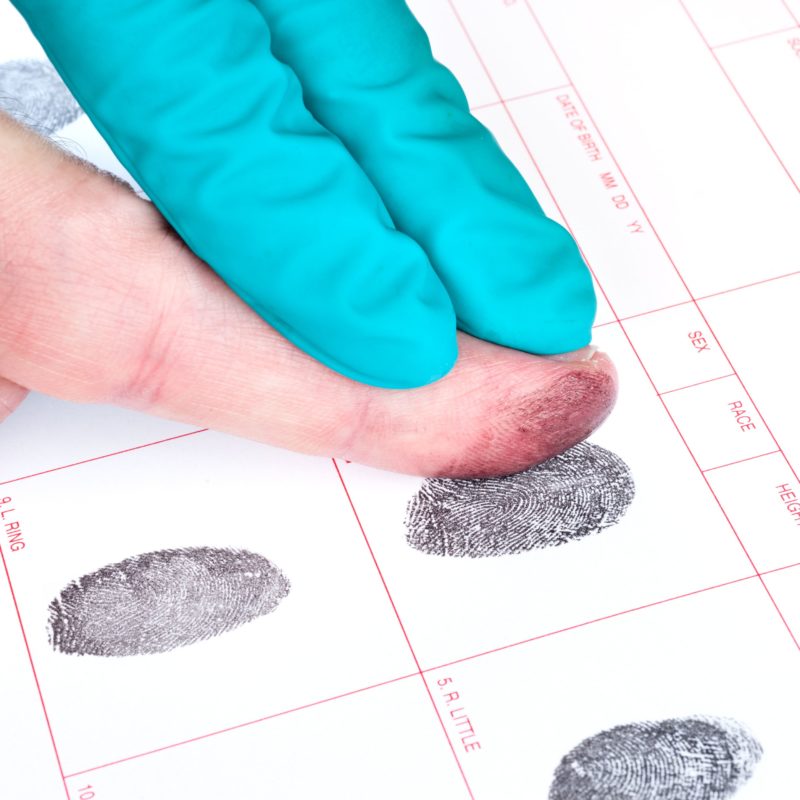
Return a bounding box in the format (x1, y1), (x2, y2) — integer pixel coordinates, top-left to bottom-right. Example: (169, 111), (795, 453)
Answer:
(2, 1), (800, 798)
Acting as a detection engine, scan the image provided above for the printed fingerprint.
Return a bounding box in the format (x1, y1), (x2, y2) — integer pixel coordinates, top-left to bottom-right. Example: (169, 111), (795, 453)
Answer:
(549, 717), (763, 800)
(48, 547), (290, 656)
(0, 59), (82, 134)
(405, 442), (634, 557)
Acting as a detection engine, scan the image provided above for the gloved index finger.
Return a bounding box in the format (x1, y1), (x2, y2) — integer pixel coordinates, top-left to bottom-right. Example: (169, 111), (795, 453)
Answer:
(11, 0), (458, 388)
(257, 0), (597, 356)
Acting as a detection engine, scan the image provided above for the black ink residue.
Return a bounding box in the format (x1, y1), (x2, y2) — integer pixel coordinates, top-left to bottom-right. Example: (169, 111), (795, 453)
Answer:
(0, 59), (82, 134)
(48, 547), (290, 656)
(550, 717), (763, 800)
(405, 442), (634, 557)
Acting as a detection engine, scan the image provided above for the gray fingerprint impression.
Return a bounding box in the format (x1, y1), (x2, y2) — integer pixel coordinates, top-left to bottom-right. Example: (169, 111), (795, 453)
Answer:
(48, 547), (290, 656)
(550, 717), (763, 800)
(0, 59), (82, 134)
(405, 442), (634, 557)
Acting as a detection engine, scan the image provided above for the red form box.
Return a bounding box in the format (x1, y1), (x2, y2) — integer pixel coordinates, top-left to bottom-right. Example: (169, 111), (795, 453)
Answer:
(339, 323), (754, 670)
(530, 0), (800, 298)
(680, 0), (796, 48)
(506, 91), (690, 318)
(714, 30), (800, 188)
(63, 677), (468, 800)
(449, 0), (567, 99)
(472, 103), (617, 327)
(705, 453), (800, 573)
(661, 374), (776, 471)
(422, 580), (800, 798)
(623, 303), (732, 394)
(699, 274), (800, 474)
(408, 0), (496, 108)
(3, 435), (418, 775)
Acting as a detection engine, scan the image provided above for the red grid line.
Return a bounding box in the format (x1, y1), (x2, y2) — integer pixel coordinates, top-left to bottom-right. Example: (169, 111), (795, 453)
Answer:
(616, 298), (697, 322)
(423, 560), (800, 674)
(62, 671), (419, 780)
(782, 0), (800, 27)
(470, 83), (570, 111)
(595, 267), (800, 327)
(0, 545), (69, 799)
(702, 450), (782, 473)
(332, 461), (475, 800)
(592, 318), (619, 329)
(677, 0), (800, 195)
(658, 373), (736, 396)
(761, 560), (800, 578)
(697, 267), (800, 302)
(712, 24), (800, 50)
(749, 575), (800, 648)
(422, 573), (758, 674)
(0, 428), (208, 487)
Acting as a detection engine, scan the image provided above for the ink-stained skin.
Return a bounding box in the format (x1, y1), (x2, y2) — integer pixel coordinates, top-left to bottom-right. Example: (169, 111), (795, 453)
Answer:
(48, 547), (290, 656)
(549, 717), (763, 800)
(405, 442), (634, 557)
(0, 59), (82, 134)
(429, 365), (617, 479)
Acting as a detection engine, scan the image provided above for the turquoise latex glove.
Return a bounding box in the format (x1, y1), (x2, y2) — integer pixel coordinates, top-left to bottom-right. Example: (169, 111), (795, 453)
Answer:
(11, 0), (597, 389)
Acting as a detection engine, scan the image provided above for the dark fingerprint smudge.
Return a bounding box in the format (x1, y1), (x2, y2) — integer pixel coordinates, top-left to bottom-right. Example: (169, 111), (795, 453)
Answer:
(405, 442), (634, 557)
(0, 59), (83, 134)
(549, 717), (763, 800)
(48, 547), (290, 657)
